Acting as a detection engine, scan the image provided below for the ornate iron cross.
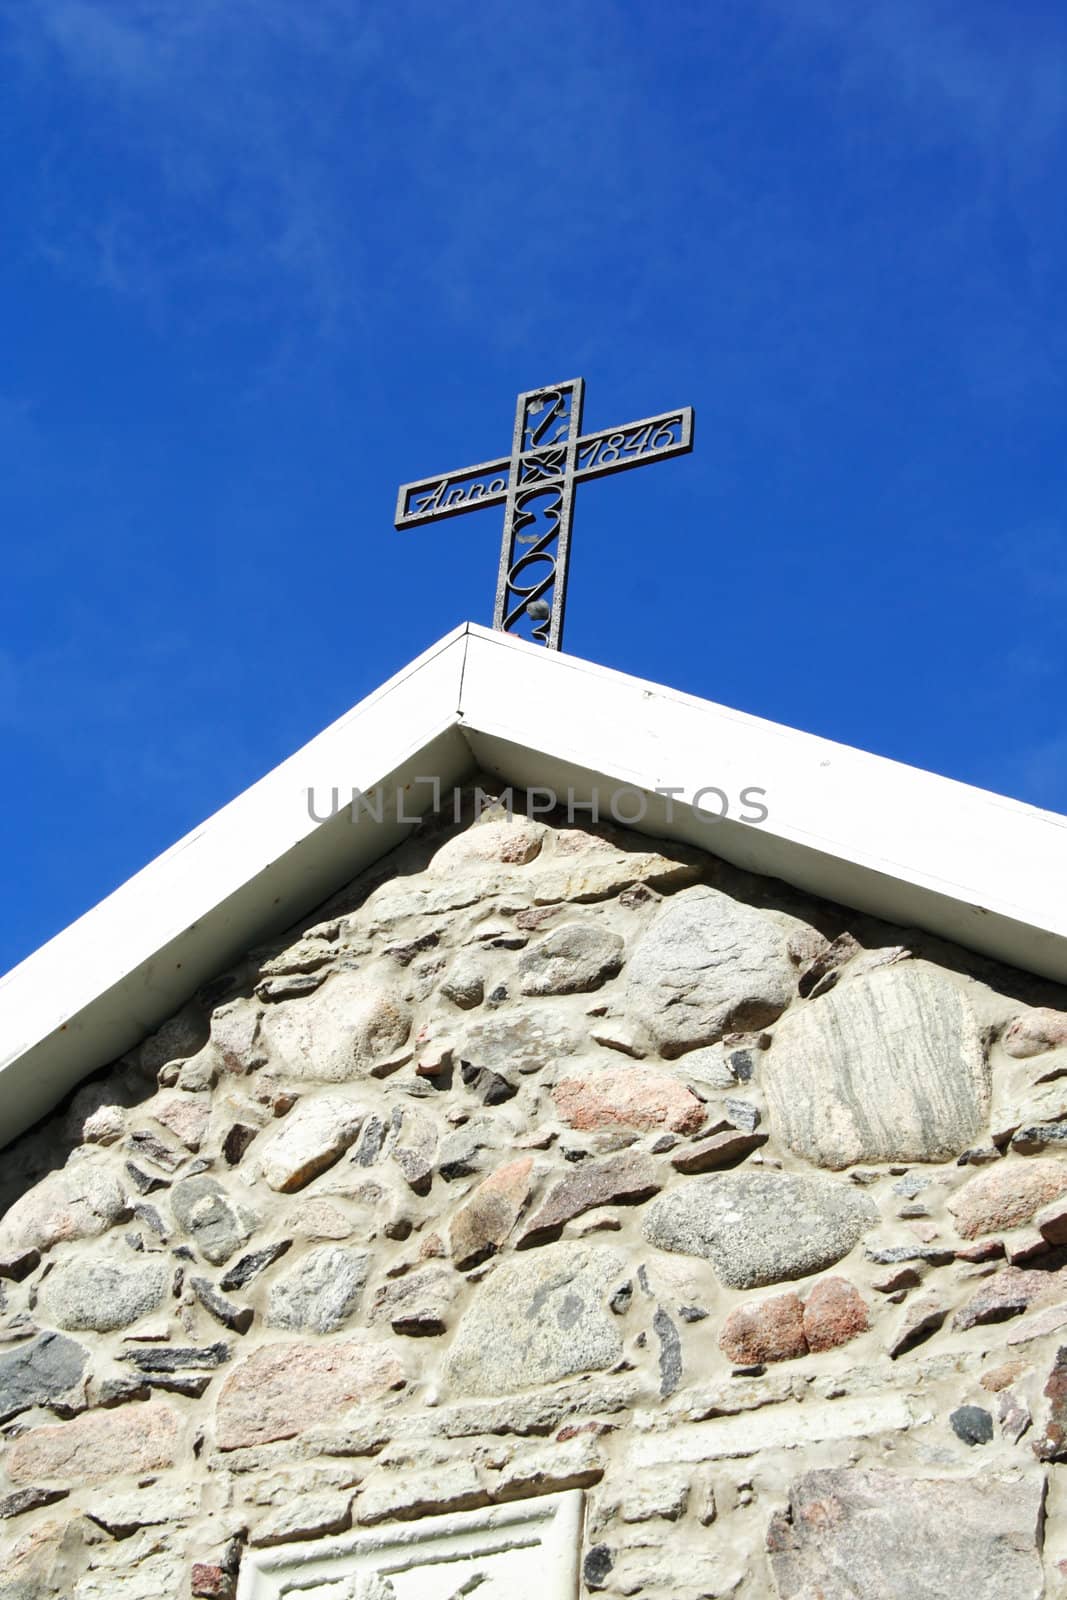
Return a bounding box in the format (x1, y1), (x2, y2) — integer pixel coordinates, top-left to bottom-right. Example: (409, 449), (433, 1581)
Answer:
(395, 379), (694, 650)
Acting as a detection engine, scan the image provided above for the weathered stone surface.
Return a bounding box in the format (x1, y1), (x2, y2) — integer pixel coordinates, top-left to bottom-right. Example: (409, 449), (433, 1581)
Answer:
(251, 1489), (352, 1546)
(670, 1127), (766, 1172)
(886, 1291), (950, 1358)
(764, 965), (987, 1168)
(440, 956), (485, 1010)
(802, 1276), (869, 1352)
(389, 1104), (437, 1192)
(267, 1246), (369, 1333)
(1003, 1007), (1067, 1058)
(260, 1096), (364, 1192)
(88, 1481), (200, 1536)
(0, 1163), (127, 1255)
(430, 817), (545, 870)
(719, 1292), (806, 1365)
(948, 1158), (1067, 1238)
(1035, 1345), (1067, 1459)
(1011, 1121), (1067, 1153)
(215, 1340), (406, 1449)
(7, 1399), (183, 1485)
(369, 1265), (458, 1335)
(171, 1174), (257, 1263)
(150, 1092), (211, 1151)
(0, 1332), (89, 1422)
(766, 1467), (1045, 1599)
(459, 1008), (578, 1076)
(553, 1066), (704, 1136)
(644, 1171), (877, 1289)
(39, 1257), (168, 1332)
(953, 1265), (1062, 1330)
(449, 1156), (534, 1270)
(519, 1153), (662, 1244)
(673, 1044), (738, 1091)
(356, 1461), (487, 1525)
(446, 1242), (624, 1394)
(617, 1467), (690, 1522)
(261, 972), (411, 1081)
(518, 923), (624, 996)
(626, 887), (794, 1056)
(1035, 1192), (1067, 1245)
(459, 1060), (516, 1105)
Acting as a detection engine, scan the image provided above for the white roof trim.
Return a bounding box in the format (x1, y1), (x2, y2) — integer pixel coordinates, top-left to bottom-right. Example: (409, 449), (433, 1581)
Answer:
(2, 621), (1064, 1144)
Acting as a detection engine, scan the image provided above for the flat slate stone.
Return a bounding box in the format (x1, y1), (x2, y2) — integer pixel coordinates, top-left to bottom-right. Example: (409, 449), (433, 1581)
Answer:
(0, 1332), (89, 1423)
(39, 1257), (169, 1333)
(643, 1170), (877, 1289)
(763, 965), (988, 1169)
(767, 1467), (1045, 1599)
(519, 1153), (662, 1245)
(626, 886), (794, 1057)
(446, 1242), (625, 1395)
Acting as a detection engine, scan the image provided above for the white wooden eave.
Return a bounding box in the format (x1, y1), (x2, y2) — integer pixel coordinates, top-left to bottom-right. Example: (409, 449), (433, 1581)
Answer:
(0, 622), (1064, 1146)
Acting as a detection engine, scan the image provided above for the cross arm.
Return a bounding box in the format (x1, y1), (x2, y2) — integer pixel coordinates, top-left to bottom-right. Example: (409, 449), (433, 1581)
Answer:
(395, 455), (511, 529)
(573, 406), (694, 483)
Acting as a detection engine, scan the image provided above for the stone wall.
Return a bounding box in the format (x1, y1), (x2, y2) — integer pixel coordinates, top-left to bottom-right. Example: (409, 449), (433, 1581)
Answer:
(2, 792), (1067, 1597)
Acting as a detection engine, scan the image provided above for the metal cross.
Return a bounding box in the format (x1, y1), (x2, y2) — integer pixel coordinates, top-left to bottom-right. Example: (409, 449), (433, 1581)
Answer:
(395, 378), (694, 650)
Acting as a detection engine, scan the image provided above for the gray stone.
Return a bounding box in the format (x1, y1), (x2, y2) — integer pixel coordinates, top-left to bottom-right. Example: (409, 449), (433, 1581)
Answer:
(0, 1331), (89, 1422)
(767, 1467), (1045, 1599)
(39, 1257), (168, 1333)
(446, 1242), (625, 1395)
(675, 1045), (741, 1092)
(440, 959), (485, 1010)
(171, 1175), (257, 1264)
(219, 1239), (292, 1291)
(389, 1105), (437, 1193)
(191, 1278), (254, 1334)
(643, 1170), (877, 1289)
(763, 965), (988, 1169)
(261, 971), (411, 1081)
(518, 923), (624, 996)
(260, 1096), (365, 1192)
(626, 887), (794, 1057)
(950, 1404), (993, 1445)
(458, 1009), (579, 1077)
(267, 1246), (369, 1333)
(121, 1341), (229, 1373)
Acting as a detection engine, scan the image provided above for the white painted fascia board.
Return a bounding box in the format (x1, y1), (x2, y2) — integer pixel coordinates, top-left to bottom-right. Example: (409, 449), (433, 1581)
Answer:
(2, 620), (1064, 1148)
(458, 626), (1067, 983)
(0, 626), (476, 1144)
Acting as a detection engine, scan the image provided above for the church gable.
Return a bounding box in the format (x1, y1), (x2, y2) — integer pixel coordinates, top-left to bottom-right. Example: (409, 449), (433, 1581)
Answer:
(1, 794), (1066, 1597)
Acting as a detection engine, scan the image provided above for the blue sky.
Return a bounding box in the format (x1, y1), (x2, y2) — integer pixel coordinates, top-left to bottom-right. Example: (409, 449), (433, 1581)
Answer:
(2, 0), (1065, 975)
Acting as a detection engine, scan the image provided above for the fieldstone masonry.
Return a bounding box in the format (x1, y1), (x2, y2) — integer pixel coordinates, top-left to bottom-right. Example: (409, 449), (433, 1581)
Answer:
(2, 790), (1067, 1596)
